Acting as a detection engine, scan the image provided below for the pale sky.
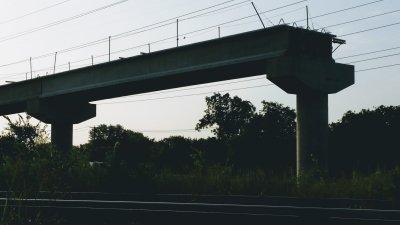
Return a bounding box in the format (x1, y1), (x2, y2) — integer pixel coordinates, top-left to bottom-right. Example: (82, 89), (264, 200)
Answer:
(0, 0), (399, 145)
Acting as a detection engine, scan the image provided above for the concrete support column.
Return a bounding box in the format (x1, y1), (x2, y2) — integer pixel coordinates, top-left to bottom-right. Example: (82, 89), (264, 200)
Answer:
(27, 99), (96, 152)
(51, 122), (73, 153)
(296, 91), (328, 177)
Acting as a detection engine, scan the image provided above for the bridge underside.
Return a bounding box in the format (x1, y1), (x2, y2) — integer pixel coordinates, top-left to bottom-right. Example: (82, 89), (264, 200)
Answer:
(0, 25), (354, 175)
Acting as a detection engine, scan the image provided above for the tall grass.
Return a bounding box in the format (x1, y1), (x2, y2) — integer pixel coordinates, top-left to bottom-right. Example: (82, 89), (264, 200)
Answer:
(0, 145), (399, 200)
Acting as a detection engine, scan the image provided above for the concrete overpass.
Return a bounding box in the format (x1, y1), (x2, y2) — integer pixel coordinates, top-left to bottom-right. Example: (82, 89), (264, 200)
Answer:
(0, 25), (354, 175)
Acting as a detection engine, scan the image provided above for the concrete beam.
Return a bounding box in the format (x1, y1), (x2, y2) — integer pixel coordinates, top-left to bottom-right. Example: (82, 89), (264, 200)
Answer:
(0, 25), (336, 115)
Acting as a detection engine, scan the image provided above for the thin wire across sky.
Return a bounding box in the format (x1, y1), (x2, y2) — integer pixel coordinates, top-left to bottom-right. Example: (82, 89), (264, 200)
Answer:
(1, 0), (398, 81)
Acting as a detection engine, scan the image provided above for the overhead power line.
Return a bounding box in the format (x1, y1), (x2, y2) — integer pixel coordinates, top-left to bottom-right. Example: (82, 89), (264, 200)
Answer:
(0, 0), (73, 25)
(339, 22), (400, 37)
(133, 76), (266, 97)
(336, 46), (400, 60)
(135, 128), (211, 133)
(73, 126), (215, 133)
(356, 63), (400, 72)
(113, 0), (251, 40)
(0, 0), (130, 43)
(0, 0), (244, 68)
(141, 0), (308, 47)
(47, 1), (247, 54)
(97, 84), (275, 105)
(322, 9), (400, 30)
(37, 0), (378, 51)
(293, 0), (384, 24)
(0, 0), (307, 73)
(60, 0), (302, 49)
(347, 52), (400, 64)
(0, 0), (390, 78)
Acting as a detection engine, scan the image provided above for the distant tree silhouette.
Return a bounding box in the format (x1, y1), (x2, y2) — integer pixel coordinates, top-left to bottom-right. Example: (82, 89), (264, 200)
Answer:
(330, 105), (400, 174)
(192, 137), (229, 166)
(231, 101), (296, 170)
(86, 124), (154, 164)
(154, 136), (195, 172)
(196, 93), (256, 140)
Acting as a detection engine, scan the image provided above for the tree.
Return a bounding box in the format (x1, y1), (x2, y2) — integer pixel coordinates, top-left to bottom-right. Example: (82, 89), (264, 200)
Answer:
(154, 136), (195, 171)
(2, 114), (48, 151)
(330, 105), (400, 173)
(231, 101), (296, 170)
(192, 137), (229, 166)
(259, 101), (296, 138)
(196, 93), (256, 140)
(86, 124), (154, 164)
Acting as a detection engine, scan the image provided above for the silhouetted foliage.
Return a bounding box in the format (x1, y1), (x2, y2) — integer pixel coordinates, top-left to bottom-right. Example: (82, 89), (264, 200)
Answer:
(154, 136), (195, 172)
(230, 101), (296, 170)
(85, 124), (154, 165)
(2, 114), (48, 151)
(192, 137), (229, 166)
(0, 115), (48, 162)
(1, 96), (400, 211)
(330, 105), (400, 174)
(196, 93), (256, 140)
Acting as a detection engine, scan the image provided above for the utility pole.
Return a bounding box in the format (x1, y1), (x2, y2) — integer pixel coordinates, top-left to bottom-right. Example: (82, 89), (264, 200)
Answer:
(251, 2), (265, 29)
(30, 57), (33, 79)
(109, 36), (111, 62)
(176, 19), (179, 47)
(306, 6), (310, 29)
(53, 52), (58, 74)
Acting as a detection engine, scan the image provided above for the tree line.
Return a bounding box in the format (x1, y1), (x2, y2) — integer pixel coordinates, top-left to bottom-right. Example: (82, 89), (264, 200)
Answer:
(77, 93), (400, 175)
(0, 94), (399, 225)
(0, 93), (399, 178)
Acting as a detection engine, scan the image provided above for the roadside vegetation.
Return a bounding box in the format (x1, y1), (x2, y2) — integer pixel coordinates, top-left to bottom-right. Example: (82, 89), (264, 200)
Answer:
(0, 93), (399, 224)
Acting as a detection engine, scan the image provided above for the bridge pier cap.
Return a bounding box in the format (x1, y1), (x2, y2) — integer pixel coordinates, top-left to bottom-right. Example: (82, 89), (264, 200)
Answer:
(266, 27), (354, 176)
(27, 99), (96, 152)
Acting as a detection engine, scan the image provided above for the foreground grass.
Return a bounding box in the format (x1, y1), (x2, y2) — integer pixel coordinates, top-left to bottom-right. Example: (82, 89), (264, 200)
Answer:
(1, 154), (400, 224)
(153, 167), (400, 200)
(0, 146), (399, 200)
(1, 166), (400, 225)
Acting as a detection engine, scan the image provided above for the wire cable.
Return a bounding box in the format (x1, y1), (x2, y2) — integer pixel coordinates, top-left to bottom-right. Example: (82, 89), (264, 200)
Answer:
(339, 21), (400, 37)
(110, 0), (244, 40)
(293, 0), (384, 24)
(135, 128), (212, 133)
(322, 9), (400, 30)
(335, 46), (400, 60)
(0, 0), (307, 73)
(0, 0), (241, 68)
(73, 126), (214, 133)
(356, 63), (400, 72)
(0, 0), (73, 25)
(0, 0), (130, 43)
(221, 6), (305, 29)
(96, 84), (274, 105)
(347, 52), (400, 64)
(0, 0), (389, 78)
(132, 76), (266, 97)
